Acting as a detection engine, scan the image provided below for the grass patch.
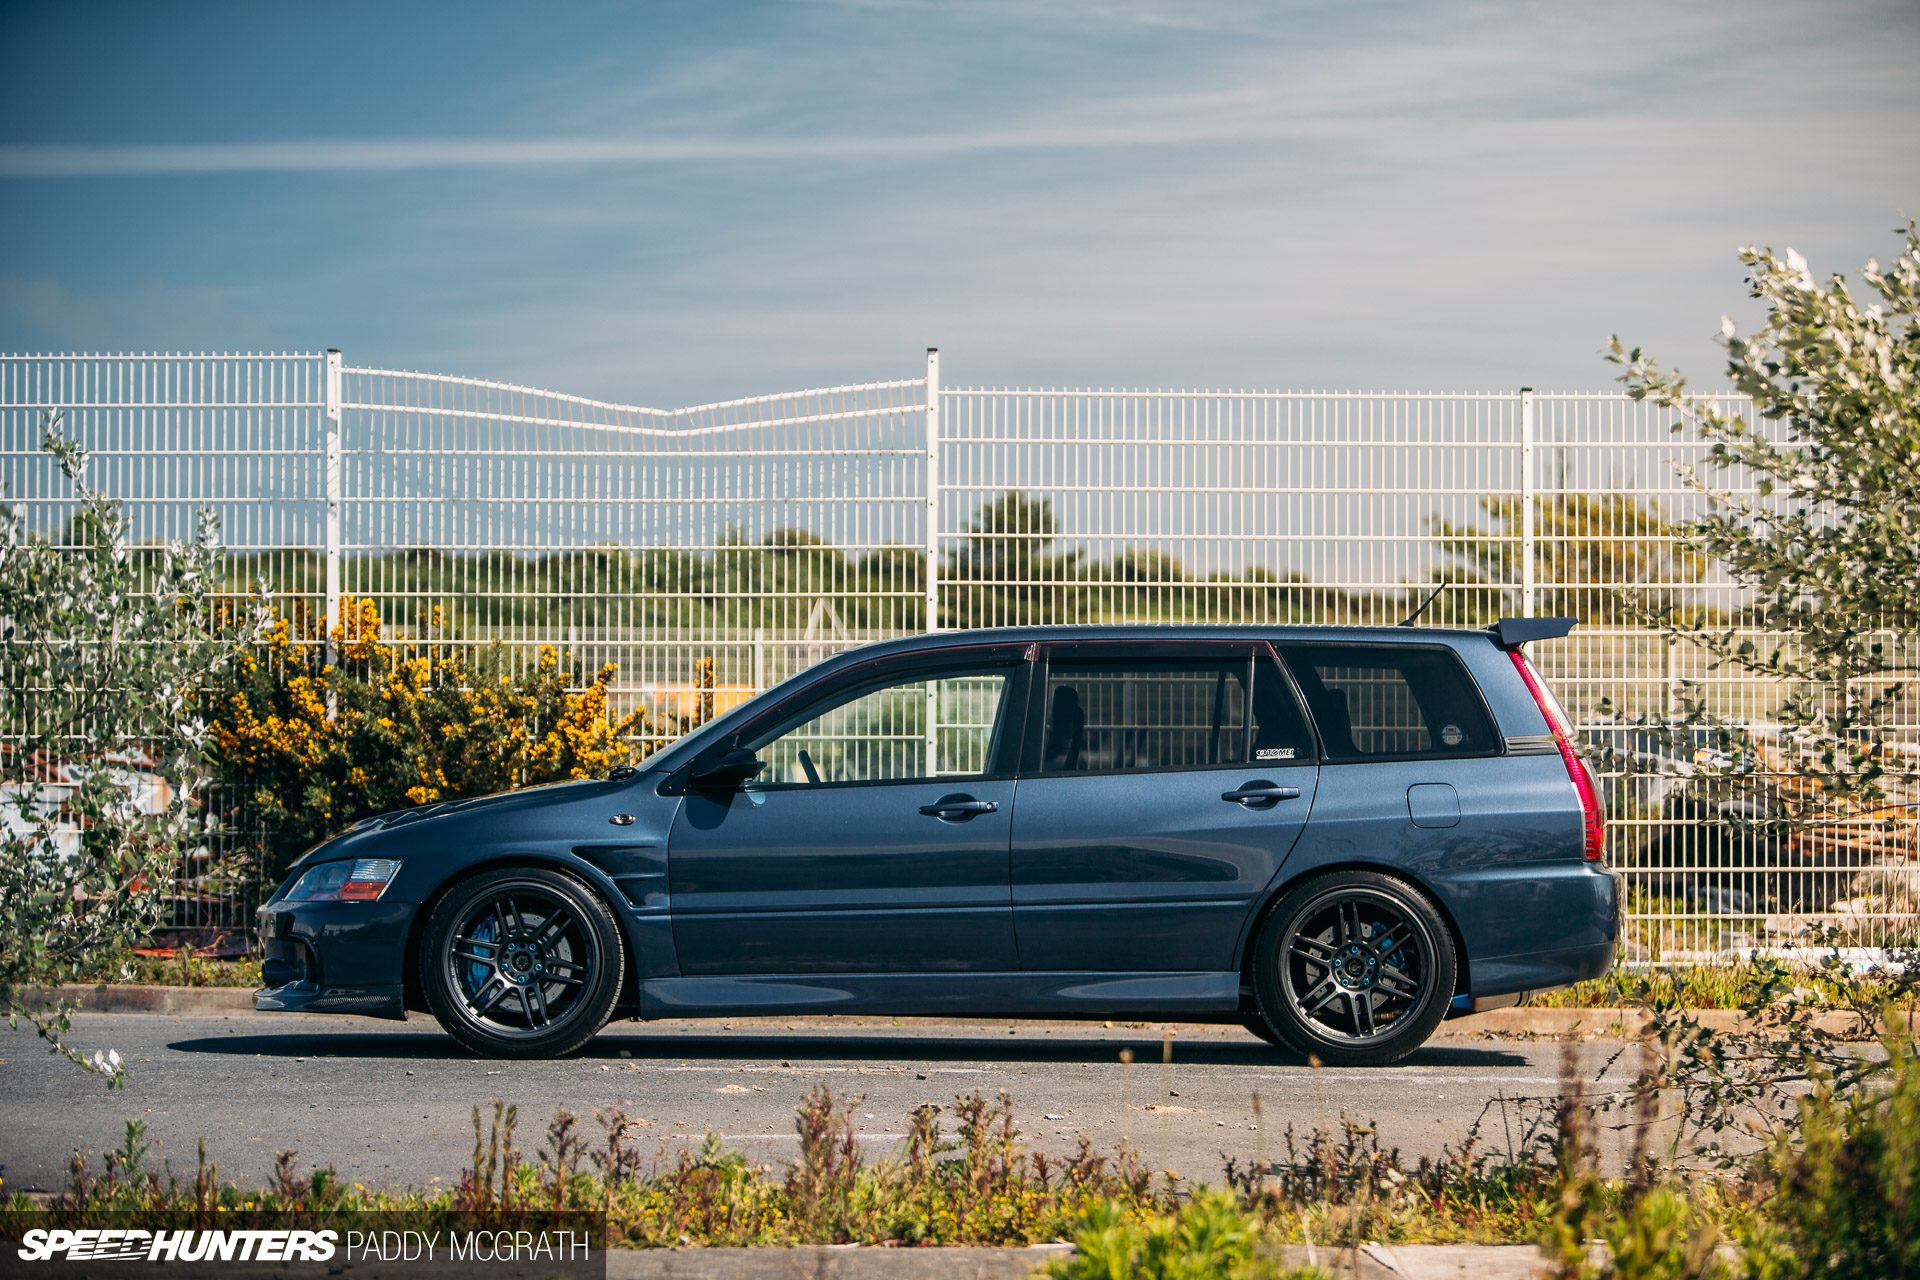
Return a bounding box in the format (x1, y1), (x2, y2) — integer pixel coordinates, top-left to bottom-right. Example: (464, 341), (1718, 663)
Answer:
(1526, 961), (1900, 1011)
(77, 952), (263, 988)
(10, 1042), (1915, 1276)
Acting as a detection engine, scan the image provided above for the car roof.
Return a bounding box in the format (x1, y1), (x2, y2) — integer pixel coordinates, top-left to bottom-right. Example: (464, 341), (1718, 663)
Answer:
(834, 622), (1490, 660)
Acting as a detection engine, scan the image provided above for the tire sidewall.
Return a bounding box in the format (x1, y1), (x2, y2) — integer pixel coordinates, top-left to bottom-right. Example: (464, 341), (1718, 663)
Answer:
(421, 866), (624, 1059)
(1252, 871), (1456, 1067)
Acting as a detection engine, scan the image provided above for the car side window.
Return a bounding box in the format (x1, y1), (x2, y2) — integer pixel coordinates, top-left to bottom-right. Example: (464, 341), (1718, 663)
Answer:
(1040, 650), (1309, 773)
(1249, 652), (1316, 764)
(745, 664), (1015, 786)
(1280, 645), (1495, 761)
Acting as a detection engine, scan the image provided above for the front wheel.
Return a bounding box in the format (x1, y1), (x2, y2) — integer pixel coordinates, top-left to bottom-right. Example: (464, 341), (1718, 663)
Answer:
(420, 866), (624, 1059)
(1248, 871), (1455, 1067)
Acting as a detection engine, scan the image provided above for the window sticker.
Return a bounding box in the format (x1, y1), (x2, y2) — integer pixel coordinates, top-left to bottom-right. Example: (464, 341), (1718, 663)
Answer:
(1254, 747), (1296, 761)
(1439, 723), (1465, 747)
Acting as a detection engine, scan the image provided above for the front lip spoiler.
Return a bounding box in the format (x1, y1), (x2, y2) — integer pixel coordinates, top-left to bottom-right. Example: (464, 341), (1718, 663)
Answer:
(255, 981), (406, 1020)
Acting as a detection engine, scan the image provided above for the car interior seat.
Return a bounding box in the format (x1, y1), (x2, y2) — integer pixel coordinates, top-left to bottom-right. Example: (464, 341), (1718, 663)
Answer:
(1043, 684), (1086, 771)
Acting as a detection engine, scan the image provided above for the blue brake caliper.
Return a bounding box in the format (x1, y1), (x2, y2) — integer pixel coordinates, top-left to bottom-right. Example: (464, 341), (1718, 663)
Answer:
(1378, 932), (1404, 980)
(465, 916), (497, 996)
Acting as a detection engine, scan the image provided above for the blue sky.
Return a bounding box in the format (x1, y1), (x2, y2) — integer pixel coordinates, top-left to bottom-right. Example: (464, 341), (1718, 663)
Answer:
(2, 0), (1917, 406)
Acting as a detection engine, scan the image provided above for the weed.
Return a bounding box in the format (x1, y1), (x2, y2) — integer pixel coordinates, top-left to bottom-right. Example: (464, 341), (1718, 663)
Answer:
(1738, 1034), (1920, 1279)
(1045, 1191), (1331, 1280)
(457, 1099), (519, 1213)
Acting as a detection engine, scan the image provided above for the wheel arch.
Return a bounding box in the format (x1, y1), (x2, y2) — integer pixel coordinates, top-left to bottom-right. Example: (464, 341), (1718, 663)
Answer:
(1236, 860), (1471, 1007)
(401, 851), (642, 1015)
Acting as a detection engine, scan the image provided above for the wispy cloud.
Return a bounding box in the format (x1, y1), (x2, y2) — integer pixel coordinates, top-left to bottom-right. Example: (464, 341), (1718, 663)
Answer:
(12, 0), (1910, 182)
(1, 116), (1320, 178)
(0, 31), (1638, 181)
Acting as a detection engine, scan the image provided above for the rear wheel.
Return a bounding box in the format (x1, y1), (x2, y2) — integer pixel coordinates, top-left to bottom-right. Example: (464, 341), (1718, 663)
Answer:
(420, 866), (624, 1059)
(1249, 871), (1455, 1067)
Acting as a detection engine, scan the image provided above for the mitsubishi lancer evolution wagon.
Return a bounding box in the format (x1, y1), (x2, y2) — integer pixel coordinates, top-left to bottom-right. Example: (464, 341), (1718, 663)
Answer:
(257, 618), (1617, 1066)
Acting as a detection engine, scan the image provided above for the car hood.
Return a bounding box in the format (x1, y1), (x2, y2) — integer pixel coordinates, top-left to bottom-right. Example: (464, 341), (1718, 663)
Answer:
(285, 772), (664, 872)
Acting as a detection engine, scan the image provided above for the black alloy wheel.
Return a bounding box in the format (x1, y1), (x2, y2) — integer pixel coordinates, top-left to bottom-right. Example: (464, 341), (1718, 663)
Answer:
(1248, 870), (1455, 1066)
(420, 866), (624, 1059)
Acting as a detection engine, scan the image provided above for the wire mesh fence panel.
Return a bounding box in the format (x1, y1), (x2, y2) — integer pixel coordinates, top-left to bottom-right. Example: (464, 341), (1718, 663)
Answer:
(1, 353), (327, 941)
(3, 351), (1915, 957)
(939, 385), (1916, 956)
(338, 366), (930, 736)
(935, 389), (1524, 631)
(0, 352), (329, 616)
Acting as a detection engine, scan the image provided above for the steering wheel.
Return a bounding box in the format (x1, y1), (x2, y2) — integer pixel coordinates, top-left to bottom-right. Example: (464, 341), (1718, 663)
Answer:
(797, 749), (822, 785)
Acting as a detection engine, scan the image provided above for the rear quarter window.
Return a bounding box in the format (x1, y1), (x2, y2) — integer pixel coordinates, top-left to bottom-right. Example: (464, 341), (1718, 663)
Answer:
(1280, 644), (1496, 761)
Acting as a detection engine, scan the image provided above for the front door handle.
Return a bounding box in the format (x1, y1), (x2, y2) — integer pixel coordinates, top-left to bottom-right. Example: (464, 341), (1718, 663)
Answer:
(1222, 781), (1302, 808)
(919, 794), (1000, 820)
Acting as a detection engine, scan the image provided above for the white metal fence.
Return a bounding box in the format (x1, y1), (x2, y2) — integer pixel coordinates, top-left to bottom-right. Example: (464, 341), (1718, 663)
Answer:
(3, 349), (1915, 958)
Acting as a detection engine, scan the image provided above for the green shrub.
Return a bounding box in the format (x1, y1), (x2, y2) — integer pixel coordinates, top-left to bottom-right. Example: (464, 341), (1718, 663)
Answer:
(1, 422), (244, 1083)
(1045, 1192), (1328, 1280)
(209, 599), (655, 877)
(1740, 1035), (1920, 1280)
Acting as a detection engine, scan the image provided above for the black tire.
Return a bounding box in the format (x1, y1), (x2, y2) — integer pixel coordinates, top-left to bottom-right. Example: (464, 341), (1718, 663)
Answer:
(1249, 870), (1456, 1067)
(420, 866), (624, 1059)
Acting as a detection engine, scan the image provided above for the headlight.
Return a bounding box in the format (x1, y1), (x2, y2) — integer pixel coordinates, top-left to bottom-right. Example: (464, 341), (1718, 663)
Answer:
(284, 858), (403, 902)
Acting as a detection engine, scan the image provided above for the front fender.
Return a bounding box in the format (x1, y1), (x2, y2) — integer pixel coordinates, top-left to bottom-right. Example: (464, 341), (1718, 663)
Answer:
(362, 780), (687, 1012)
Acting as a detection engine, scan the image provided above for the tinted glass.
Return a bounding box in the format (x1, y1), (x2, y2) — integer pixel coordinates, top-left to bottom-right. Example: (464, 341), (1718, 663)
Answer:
(1039, 651), (1308, 772)
(1249, 653), (1316, 764)
(1281, 645), (1494, 760)
(749, 667), (1012, 785)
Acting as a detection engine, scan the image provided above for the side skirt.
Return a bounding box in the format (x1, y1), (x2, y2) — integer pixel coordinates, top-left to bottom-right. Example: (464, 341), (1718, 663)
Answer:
(634, 970), (1241, 1021)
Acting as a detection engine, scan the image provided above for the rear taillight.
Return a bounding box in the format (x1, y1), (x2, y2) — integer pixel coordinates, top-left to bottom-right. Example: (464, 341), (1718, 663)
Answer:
(1509, 648), (1605, 862)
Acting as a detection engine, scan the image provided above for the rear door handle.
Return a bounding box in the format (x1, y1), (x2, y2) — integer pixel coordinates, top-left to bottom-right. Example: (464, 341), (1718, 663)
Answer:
(1222, 782), (1302, 808)
(919, 794), (999, 820)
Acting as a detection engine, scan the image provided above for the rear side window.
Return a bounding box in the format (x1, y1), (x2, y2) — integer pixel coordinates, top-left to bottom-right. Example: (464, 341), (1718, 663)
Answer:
(1039, 649), (1313, 773)
(1249, 653), (1316, 764)
(1281, 645), (1495, 761)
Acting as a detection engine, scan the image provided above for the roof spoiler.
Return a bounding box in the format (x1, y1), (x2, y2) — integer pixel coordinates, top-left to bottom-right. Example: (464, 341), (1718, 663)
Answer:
(1489, 616), (1580, 648)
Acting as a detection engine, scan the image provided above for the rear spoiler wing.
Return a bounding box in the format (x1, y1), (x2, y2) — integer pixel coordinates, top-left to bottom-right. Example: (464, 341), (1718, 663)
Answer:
(1489, 616), (1579, 648)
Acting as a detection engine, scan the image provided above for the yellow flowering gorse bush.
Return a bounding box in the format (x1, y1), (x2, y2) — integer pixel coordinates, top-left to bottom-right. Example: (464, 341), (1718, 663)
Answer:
(212, 599), (651, 875)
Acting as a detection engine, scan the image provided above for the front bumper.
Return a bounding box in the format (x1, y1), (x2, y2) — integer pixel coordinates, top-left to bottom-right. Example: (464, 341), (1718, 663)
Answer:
(254, 897), (415, 1020)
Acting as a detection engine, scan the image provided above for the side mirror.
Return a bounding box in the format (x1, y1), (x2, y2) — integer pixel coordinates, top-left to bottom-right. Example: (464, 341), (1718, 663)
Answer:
(688, 745), (765, 790)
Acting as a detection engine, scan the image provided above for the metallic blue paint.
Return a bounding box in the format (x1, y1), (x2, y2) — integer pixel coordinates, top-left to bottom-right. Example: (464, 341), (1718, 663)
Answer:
(1010, 765), (1317, 971)
(255, 623), (1618, 1033)
(668, 779), (1019, 974)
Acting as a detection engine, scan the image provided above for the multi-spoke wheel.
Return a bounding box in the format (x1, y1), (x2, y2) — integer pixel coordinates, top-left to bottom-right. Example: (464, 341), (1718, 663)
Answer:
(420, 866), (623, 1059)
(1247, 871), (1455, 1066)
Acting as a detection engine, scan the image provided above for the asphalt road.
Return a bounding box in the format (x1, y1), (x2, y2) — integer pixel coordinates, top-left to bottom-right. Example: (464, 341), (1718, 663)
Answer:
(0, 1012), (1640, 1193)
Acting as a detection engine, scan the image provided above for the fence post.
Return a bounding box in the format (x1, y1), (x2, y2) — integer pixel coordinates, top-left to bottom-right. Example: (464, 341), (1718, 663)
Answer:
(924, 348), (941, 777)
(323, 349), (343, 665)
(924, 348), (941, 635)
(1519, 386), (1536, 616)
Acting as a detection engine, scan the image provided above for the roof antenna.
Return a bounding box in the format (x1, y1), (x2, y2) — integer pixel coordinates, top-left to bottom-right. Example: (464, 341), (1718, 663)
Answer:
(1398, 580), (1447, 627)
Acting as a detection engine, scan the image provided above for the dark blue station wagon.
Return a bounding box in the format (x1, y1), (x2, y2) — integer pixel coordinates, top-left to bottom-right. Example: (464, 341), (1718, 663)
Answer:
(257, 620), (1618, 1066)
